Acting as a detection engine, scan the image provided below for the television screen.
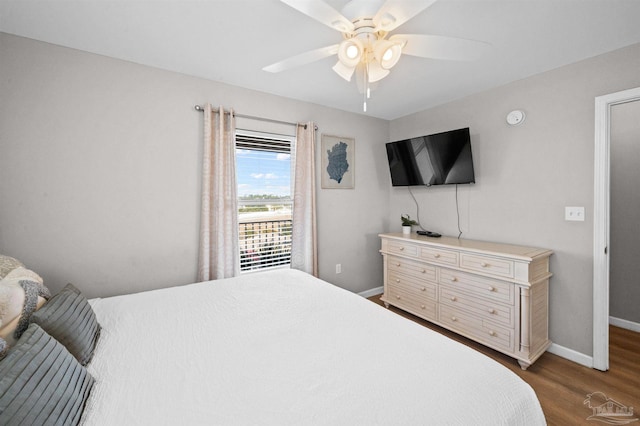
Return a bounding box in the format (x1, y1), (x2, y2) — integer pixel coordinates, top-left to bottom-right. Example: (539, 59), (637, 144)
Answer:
(385, 127), (475, 186)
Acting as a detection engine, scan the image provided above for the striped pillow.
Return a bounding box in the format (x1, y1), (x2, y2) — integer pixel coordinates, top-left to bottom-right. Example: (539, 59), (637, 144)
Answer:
(0, 323), (94, 425)
(30, 283), (101, 366)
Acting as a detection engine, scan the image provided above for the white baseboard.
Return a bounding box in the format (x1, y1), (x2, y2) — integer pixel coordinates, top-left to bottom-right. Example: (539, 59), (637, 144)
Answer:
(609, 316), (640, 333)
(546, 343), (593, 368)
(358, 286), (383, 298)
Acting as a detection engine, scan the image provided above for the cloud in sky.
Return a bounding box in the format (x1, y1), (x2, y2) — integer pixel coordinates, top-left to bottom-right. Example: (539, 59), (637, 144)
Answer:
(250, 173), (278, 179)
(237, 150), (287, 160)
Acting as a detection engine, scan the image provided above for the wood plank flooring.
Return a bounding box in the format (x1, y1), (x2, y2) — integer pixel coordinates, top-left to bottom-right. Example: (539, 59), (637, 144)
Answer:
(368, 295), (640, 425)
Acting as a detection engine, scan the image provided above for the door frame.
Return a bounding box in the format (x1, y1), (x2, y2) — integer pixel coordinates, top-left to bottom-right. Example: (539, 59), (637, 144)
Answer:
(593, 86), (640, 371)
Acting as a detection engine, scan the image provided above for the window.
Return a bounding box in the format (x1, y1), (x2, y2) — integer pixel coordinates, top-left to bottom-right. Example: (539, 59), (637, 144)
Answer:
(236, 130), (294, 272)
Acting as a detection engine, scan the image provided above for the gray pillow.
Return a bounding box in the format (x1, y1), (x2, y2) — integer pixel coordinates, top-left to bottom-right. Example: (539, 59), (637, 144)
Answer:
(30, 283), (101, 366)
(0, 323), (94, 425)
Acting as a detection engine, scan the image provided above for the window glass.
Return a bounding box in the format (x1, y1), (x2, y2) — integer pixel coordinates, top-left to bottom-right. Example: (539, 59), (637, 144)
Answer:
(236, 131), (293, 271)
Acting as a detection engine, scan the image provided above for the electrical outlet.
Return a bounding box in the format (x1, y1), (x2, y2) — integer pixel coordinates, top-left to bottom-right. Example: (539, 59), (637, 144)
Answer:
(565, 206), (585, 221)
(336, 264), (342, 274)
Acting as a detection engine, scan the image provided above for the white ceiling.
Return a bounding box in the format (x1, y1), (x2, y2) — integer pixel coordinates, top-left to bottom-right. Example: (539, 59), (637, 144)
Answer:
(2, 0), (640, 120)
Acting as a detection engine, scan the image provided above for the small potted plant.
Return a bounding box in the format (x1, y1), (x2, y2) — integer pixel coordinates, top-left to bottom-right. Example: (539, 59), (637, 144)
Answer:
(401, 214), (418, 235)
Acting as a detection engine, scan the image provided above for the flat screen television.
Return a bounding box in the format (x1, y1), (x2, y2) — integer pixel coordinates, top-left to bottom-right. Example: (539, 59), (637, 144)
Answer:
(385, 127), (475, 186)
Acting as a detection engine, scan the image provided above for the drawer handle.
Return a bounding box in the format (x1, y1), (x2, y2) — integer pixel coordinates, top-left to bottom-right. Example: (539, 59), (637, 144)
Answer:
(421, 269), (426, 273)
(488, 330), (496, 336)
(488, 309), (496, 314)
(396, 262), (401, 267)
(434, 254), (440, 258)
(488, 286), (495, 292)
(396, 295), (401, 300)
(399, 247), (405, 251)
(421, 287), (426, 292)
(481, 262), (489, 267)
(450, 296), (457, 302)
(451, 277), (458, 282)
(451, 316), (457, 322)
(396, 279), (400, 283)
(421, 304), (426, 309)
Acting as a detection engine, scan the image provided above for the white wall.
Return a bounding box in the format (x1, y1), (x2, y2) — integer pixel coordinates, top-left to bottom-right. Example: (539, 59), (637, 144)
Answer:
(388, 43), (640, 356)
(0, 32), (390, 298)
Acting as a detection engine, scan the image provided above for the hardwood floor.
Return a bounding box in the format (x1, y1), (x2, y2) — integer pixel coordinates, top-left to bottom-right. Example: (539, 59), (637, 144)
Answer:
(368, 295), (640, 425)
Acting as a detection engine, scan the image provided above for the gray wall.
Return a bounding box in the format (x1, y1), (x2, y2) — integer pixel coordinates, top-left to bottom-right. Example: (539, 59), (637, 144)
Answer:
(388, 43), (640, 356)
(610, 100), (640, 324)
(3, 30), (640, 358)
(0, 32), (390, 298)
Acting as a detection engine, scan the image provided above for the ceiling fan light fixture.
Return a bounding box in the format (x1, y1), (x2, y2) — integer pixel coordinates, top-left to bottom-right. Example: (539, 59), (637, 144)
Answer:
(346, 45), (359, 59)
(332, 60), (356, 81)
(337, 38), (364, 67)
(374, 39), (402, 70)
(367, 60), (390, 83)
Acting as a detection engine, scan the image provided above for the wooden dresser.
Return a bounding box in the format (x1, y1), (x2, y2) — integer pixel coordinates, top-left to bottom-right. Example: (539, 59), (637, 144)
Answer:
(379, 233), (553, 369)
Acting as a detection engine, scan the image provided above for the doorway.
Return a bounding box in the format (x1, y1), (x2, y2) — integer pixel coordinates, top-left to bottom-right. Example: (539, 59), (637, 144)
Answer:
(593, 86), (640, 371)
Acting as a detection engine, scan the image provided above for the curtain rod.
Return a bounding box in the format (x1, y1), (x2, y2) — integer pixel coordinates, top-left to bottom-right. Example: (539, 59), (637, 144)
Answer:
(194, 105), (317, 131)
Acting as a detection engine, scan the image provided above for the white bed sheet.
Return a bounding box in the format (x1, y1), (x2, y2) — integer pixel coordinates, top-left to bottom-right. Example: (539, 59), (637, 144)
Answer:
(82, 269), (545, 425)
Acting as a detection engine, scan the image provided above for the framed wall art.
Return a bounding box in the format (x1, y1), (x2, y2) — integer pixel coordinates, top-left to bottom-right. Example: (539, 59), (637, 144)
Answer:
(320, 134), (355, 189)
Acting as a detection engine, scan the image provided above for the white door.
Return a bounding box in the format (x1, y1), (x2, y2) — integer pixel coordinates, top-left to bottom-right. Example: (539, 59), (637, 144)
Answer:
(609, 100), (640, 329)
(593, 87), (640, 371)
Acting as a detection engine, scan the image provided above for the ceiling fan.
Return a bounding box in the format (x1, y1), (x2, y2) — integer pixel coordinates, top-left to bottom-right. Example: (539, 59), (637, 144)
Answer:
(263, 0), (489, 111)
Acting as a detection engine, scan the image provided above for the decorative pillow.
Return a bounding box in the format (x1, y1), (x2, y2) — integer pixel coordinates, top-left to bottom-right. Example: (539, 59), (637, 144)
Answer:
(0, 323), (94, 425)
(3, 267), (45, 286)
(0, 337), (6, 359)
(0, 268), (51, 348)
(0, 282), (25, 331)
(30, 283), (101, 366)
(0, 316), (20, 357)
(0, 256), (24, 280)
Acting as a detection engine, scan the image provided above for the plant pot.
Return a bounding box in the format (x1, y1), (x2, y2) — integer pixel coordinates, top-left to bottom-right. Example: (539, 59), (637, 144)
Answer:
(402, 225), (411, 235)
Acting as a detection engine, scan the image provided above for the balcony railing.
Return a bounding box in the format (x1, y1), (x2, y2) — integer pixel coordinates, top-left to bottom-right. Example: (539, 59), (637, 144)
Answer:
(239, 218), (292, 271)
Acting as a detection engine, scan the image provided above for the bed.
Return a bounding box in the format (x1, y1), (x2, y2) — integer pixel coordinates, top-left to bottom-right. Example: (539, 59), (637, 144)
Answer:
(0, 265), (545, 424)
(78, 269), (545, 425)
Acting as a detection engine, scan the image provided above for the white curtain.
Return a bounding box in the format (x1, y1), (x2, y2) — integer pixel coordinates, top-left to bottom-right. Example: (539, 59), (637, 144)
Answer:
(198, 104), (239, 281)
(290, 122), (318, 276)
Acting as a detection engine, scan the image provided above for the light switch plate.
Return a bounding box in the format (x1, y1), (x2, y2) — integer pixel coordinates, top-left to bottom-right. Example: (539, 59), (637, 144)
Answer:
(565, 206), (585, 221)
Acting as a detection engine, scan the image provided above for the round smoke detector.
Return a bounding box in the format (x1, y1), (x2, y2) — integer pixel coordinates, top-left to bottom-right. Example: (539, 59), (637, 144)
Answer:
(506, 110), (526, 126)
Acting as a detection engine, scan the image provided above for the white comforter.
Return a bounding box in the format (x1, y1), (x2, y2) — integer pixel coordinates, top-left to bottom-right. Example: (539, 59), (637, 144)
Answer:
(82, 269), (545, 425)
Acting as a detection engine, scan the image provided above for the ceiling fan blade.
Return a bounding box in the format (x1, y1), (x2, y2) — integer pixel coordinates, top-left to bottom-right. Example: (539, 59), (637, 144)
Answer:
(373, 0), (437, 32)
(263, 44), (340, 73)
(390, 34), (490, 61)
(280, 0), (355, 33)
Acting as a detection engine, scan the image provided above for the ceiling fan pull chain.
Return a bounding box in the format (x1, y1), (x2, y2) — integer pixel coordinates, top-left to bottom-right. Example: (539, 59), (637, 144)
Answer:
(363, 62), (368, 112)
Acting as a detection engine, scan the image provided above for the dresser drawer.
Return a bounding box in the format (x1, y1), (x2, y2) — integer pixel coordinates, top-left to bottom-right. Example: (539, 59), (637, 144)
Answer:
(387, 240), (418, 257)
(388, 256), (437, 283)
(440, 285), (515, 328)
(419, 246), (458, 266)
(387, 284), (437, 320)
(460, 253), (514, 278)
(388, 271), (437, 301)
(439, 269), (514, 304)
(439, 305), (515, 352)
